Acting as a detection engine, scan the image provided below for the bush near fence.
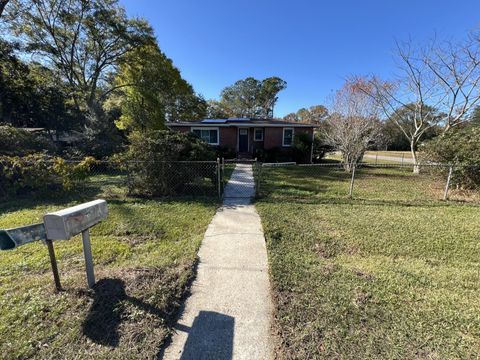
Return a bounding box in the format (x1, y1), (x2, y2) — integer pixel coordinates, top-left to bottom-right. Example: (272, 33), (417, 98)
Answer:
(0, 154), (95, 199)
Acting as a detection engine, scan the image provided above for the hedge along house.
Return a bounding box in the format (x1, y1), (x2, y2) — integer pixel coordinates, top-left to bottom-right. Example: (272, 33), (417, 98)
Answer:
(167, 118), (317, 163)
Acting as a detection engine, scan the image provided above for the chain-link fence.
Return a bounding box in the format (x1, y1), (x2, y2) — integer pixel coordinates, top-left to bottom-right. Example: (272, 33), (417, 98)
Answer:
(257, 162), (480, 204)
(3, 157), (479, 205)
(0, 159), (223, 205)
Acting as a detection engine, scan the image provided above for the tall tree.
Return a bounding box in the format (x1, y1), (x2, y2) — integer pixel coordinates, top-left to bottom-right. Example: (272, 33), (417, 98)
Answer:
(8, 0), (154, 135)
(0, 39), (81, 135)
(206, 99), (229, 119)
(283, 105), (328, 124)
(114, 44), (205, 131)
(219, 77), (286, 118)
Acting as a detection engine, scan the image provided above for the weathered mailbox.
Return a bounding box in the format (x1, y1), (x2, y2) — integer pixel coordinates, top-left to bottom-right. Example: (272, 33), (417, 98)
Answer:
(0, 199), (108, 291)
(43, 199), (107, 240)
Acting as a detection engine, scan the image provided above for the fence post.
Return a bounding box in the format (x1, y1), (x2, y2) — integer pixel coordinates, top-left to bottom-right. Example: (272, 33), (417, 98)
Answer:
(81, 229), (96, 288)
(256, 161), (261, 197)
(443, 166), (453, 201)
(375, 154), (378, 165)
(216, 158), (222, 200)
(348, 164), (356, 199)
(46, 239), (62, 291)
(401, 154), (404, 165)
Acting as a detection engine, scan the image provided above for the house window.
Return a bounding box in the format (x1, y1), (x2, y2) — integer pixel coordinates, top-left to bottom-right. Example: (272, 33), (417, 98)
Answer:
(192, 128), (219, 145)
(254, 128), (264, 141)
(283, 128), (294, 147)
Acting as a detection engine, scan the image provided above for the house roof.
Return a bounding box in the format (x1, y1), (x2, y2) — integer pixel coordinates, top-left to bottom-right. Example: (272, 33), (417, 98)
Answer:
(167, 118), (318, 128)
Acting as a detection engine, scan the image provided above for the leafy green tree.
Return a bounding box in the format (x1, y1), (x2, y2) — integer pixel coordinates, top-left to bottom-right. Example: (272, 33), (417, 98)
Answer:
(385, 103), (443, 165)
(206, 100), (229, 119)
(219, 77), (286, 118)
(8, 0), (154, 140)
(0, 40), (34, 125)
(0, 40), (82, 137)
(114, 44), (206, 131)
(28, 64), (84, 139)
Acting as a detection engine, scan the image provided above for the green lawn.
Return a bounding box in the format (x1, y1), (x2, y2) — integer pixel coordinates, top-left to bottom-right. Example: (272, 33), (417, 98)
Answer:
(0, 176), (217, 359)
(256, 165), (480, 359)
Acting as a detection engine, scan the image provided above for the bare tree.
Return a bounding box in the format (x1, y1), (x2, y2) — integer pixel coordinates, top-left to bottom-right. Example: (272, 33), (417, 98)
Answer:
(325, 79), (381, 172)
(361, 34), (480, 172)
(360, 42), (443, 173)
(423, 34), (480, 132)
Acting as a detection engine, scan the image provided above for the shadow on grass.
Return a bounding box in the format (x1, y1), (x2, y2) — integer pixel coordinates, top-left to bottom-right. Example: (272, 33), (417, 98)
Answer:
(255, 194), (457, 209)
(82, 278), (168, 347)
(0, 186), (219, 215)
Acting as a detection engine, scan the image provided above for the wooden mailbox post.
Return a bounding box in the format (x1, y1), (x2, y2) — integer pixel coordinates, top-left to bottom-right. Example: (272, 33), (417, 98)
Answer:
(0, 199), (108, 291)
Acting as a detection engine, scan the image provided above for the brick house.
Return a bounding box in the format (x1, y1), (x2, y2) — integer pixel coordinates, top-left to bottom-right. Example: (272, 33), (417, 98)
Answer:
(167, 118), (317, 163)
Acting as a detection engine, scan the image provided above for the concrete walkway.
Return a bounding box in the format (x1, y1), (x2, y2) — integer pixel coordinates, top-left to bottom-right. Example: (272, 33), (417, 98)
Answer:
(162, 164), (273, 360)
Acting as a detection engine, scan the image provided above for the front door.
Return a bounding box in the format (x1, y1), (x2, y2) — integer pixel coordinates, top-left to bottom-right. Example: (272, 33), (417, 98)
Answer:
(238, 128), (248, 152)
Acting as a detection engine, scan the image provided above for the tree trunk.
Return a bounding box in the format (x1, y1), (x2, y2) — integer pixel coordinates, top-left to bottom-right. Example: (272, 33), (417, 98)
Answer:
(410, 141), (420, 174)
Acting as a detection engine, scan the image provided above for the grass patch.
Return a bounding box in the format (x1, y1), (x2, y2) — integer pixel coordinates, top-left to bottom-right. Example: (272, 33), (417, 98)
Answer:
(0, 175), (217, 359)
(256, 165), (480, 359)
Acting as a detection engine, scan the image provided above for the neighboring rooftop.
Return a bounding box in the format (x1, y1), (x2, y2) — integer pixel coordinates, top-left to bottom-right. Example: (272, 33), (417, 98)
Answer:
(167, 118), (318, 127)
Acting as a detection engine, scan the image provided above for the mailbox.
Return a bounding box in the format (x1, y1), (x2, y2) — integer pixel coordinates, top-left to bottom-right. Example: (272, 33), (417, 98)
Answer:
(0, 223), (46, 250)
(1, 199), (108, 290)
(43, 199), (108, 240)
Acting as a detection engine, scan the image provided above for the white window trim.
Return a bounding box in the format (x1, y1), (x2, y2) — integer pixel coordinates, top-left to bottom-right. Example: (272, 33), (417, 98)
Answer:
(191, 127), (220, 145)
(282, 128), (294, 147)
(254, 128), (264, 141)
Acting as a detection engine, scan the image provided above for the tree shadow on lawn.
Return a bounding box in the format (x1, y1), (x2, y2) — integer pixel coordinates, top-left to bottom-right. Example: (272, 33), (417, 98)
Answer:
(82, 278), (169, 347)
(255, 195), (455, 209)
(0, 190), (218, 217)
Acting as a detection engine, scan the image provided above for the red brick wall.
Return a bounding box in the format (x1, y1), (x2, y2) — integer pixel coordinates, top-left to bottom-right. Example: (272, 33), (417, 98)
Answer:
(264, 127), (283, 149)
(169, 125), (314, 162)
(219, 127), (237, 149)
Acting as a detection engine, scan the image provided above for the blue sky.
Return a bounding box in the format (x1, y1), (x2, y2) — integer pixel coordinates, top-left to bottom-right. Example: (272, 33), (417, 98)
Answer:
(121, 0), (480, 117)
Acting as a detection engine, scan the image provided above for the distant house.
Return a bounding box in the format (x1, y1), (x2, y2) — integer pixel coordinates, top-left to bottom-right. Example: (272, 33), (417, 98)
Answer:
(167, 118), (317, 162)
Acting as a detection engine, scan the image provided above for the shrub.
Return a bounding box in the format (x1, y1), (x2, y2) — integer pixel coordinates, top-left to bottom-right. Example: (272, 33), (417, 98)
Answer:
(0, 154), (96, 198)
(53, 156), (98, 190)
(254, 147), (293, 163)
(422, 125), (480, 188)
(292, 133), (313, 163)
(124, 130), (217, 196)
(312, 132), (332, 163)
(0, 124), (55, 155)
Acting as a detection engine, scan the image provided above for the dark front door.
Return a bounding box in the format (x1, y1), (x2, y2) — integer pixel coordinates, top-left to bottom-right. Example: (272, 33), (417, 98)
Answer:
(238, 128), (248, 152)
